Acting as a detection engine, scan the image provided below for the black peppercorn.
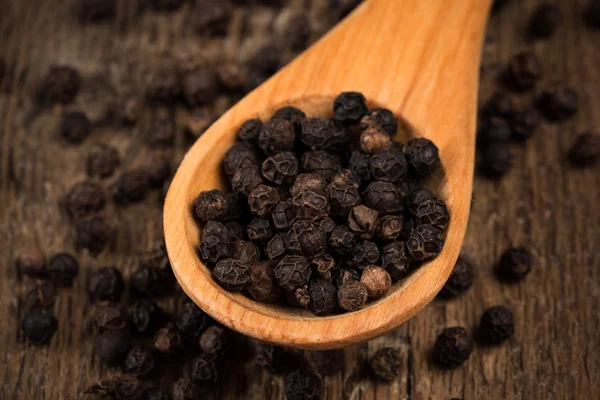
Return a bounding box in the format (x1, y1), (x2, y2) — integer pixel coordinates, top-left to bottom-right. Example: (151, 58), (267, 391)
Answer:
(370, 347), (402, 381)
(114, 169), (150, 204)
(407, 189), (449, 230)
(529, 4), (562, 39)
(274, 106), (306, 131)
(510, 107), (540, 141)
(348, 150), (371, 182)
(301, 151), (342, 181)
(15, 248), (47, 278)
(259, 118), (296, 155)
(307, 279), (337, 316)
(498, 246), (532, 281)
(223, 143), (260, 176)
(60, 111), (91, 144)
(48, 252), (79, 286)
(21, 309), (58, 344)
(177, 301), (208, 342)
(38, 65), (80, 105)
(439, 256), (474, 298)
(231, 166), (265, 197)
(146, 64), (181, 104)
(130, 300), (165, 336)
(65, 180), (106, 219)
(381, 241), (410, 281)
(537, 86), (579, 121)
(337, 280), (368, 311)
(292, 189), (330, 220)
(154, 323), (181, 354)
(479, 305), (515, 344)
(248, 184), (280, 217)
(370, 147), (407, 182)
(194, 189), (229, 222)
(360, 266), (391, 300)
(332, 267), (360, 288)
(88, 266), (125, 302)
(246, 217), (273, 244)
(374, 215), (403, 242)
(506, 52), (543, 91)
(85, 376), (142, 400)
(266, 234), (286, 259)
(347, 205), (378, 239)
(275, 255), (311, 291)
(75, 215), (111, 255)
(226, 221), (246, 241)
(361, 108), (398, 136)
(434, 327), (474, 368)
(360, 126), (391, 154)
(130, 264), (164, 298)
(403, 137), (440, 177)
(477, 116), (511, 149)
(272, 200), (297, 231)
(248, 261), (282, 303)
(199, 325), (228, 355)
(87, 144), (120, 179)
(144, 387), (168, 400)
(479, 142), (513, 178)
(96, 329), (132, 365)
(329, 225), (357, 256)
(147, 114), (175, 147)
(191, 352), (220, 389)
(334, 92), (368, 125)
(291, 173), (328, 197)
(348, 240), (380, 269)
(95, 302), (128, 330)
(406, 224), (444, 261)
(327, 180), (361, 217)
(301, 117), (347, 150)
(362, 181), (403, 215)
(213, 258), (251, 291)
(288, 219), (327, 258)
(307, 349), (344, 376)
(25, 280), (57, 310)
(483, 91), (513, 119)
(181, 66), (218, 107)
(124, 345), (155, 377)
(284, 370), (322, 400)
(262, 152), (299, 185)
(569, 133), (600, 167)
(194, 0), (233, 36)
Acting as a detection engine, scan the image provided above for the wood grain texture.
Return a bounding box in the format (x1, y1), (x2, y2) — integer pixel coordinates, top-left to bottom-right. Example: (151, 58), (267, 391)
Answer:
(0, 0), (599, 399)
(165, 0), (490, 350)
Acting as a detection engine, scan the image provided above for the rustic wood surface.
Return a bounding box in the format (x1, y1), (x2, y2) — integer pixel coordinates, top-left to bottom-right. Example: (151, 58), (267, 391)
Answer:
(1, 0), (599, 399)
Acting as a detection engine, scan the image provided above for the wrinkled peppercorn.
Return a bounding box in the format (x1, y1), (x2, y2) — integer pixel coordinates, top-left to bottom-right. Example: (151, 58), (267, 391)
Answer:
(200, 225), (233, 266)
(21, 309), (58, 344)
(248, 261), (282, 303)
(273, 106), (306, 131)
(96, 329), (132, 365)
(284, 370), (322, 400)
(479, 142), (514, 178)
(275, 255), (311, 291)
(360, 266), (391, 300)
(291, 173), (327, 197)
(506, 52), (543, 91)
(25, 280), (56, 309)
(249, 184), (280, 217)
(147, 114), (175, 147)
(348, 150), (371, 182)
(288, 220), (327, 258)
(65, 180), (106, 219)
(301, 117), (346, 150)
(327, 180), (361, 217)
(361, 108), (398, 136)
(329, 225), (357, 256)
(232, 240), (260, 264)
(87, 144), (120, 179)
(434, 327), (474, 368)
(333, 267), (360, 288)
(360, 126), (391, 154)
(114, 169), (150, 204)
(191, 352), (220, 389)
(440, 256), (474, 298)
(370, 347), (402, 381)
(362, 181), (402, 215)
(259, 118), (296, 155)
(311, 254), (336, 280)
(95, 302), (128, 330)
(60, 111), (91, 144)
(403, 137), (440, 177)
(177, 301), (207, 342)
(569, 133), (600, 167)
(479, 305), (515, 344)
(301, 151), (341, 181)
(213, 258), (251, 291)
(194, 189), (229, 222)
(370, 147), (407, 182)
(15, 248), (47, 277)
(407, 189), (449, 230)
(307, 279), (337, 316)
(154, 323), (181, 354)
(194, 0), (233, 35)
(347, 205), (378, 239)
(498, 246), (532, 281)
(231, 166), (265, 196)
(381, 241), (410, 281)
(537, 86), (579, 121)
(337, 280), (368, 311)
(529, 4), (562, 38)
(38, 65), (80, 104)
(75, 215), (110, 255)
(144, 387), (168, 400)
(262, 152), (298, 185)
(48, 252), (79, 286)
(265, 234), (285, 259)
(87, 266), (124, 302)
(348, 240), (380, 269)
(84, 375), (142, 399)
(334, 92), (368, 125)
(124, 345), (155, 377)
(292, 189), (330, 220)
(130, 264), (164, 297)
(510, 107), (540, 141)
(199, 325), (228, 355)
(130, 300), (165, 336)
(246, 217), (273, 244)
(272, 201), (297, 232)
(375, 215), (403, 242)
(406, 224), (444, 261)
(223, 143), (260, 176)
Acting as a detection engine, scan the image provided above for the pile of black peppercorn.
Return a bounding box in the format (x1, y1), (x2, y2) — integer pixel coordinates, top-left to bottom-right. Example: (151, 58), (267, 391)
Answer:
(194, 91), (449, 316)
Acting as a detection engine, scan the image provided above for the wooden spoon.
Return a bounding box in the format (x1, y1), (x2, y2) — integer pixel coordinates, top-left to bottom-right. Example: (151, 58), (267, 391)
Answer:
(165, 0), (491, 350)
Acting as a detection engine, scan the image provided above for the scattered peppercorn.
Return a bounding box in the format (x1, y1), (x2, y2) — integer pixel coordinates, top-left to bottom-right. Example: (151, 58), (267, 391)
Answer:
(25, 280), (57, 309)
(498, 246), (532, 281)
(439, 256), (474, 298)
(95, 302), (128, 330)
(114, 169), (150, 204)
(21, 309), (58, 344)
(434, 327), (474, 368)
(529, 4), (562, 39)
(568, 133), (600, 167)
(65, 180), (106, 219)
(88, 266), (125, 302)
(15, 248), (47, 278)
(537, 86), (579, 121)
(479, 142), (514, 178)
(38, 65), (80, 105)
(370, 347), (402, 381)
(87, 144), (120, 179)
(124, 345), (155, 377)
(60, 111), (91, 144)
(194, 0), (233, 36)
(510, 107), (540, 141)
(284, 370), (322, 400)
(75, 215), (111, 255)
(177, 301), (208, 343)
(48, 252), (79, 286)
(131, 300), (165, 336)
(191, 352), (220, 389)
(479, 305), (515, 344)
(506, 52), (543, 91)
(199, 325), (228, 355)
(147, 113), (175, 147)
(95, 329), (132, 365)
(154, 323), (181, 354)
(84, 376), (142, 399)
(477, 116), (511, 148)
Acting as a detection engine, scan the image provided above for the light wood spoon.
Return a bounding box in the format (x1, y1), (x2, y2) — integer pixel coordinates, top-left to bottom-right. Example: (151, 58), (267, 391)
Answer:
(165, 0), (491, 350)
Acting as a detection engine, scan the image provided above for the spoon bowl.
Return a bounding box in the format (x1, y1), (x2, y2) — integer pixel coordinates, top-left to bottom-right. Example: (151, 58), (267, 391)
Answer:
(165, 0), (491, 349)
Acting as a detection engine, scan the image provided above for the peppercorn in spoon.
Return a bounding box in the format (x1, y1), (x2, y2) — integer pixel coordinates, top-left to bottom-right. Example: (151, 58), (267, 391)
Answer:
(165, 0), (491, 350)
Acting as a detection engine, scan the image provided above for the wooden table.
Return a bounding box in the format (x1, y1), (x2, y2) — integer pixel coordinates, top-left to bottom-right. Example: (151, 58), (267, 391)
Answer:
(1, 0), (598, 398)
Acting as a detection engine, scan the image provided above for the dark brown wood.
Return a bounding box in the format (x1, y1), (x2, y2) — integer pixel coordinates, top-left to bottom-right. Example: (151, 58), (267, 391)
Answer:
(1, 0), (599, 399)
